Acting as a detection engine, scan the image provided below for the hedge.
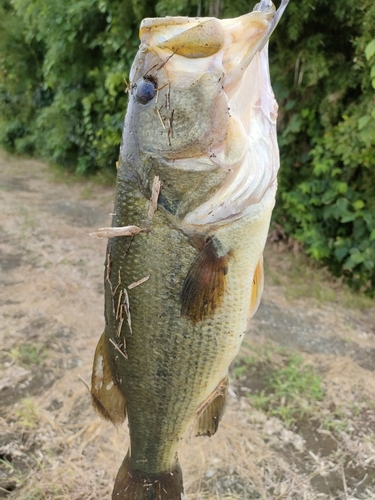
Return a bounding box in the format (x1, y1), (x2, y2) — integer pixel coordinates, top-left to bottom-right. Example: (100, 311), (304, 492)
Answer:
(0, 0), (374, 293)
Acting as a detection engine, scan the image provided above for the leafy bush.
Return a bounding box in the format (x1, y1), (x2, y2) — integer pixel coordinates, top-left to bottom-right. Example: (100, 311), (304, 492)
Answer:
(270, 0), (375, 294)
(0, 0), (374, 293)
(0, 0), (147, 173)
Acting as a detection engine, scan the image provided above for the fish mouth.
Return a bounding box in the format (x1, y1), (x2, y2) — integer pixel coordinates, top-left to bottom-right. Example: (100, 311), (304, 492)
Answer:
(133, 1), (289, 227)
(139, 1), (289, 74)
(135, 9), (275, 106)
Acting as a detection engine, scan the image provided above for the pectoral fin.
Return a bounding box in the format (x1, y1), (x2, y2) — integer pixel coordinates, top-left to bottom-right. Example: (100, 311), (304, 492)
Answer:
(249, 255), (264, 319)
(91, 332), (126, 426)
(195, 377), (228, 437)
(181, 238), (229, 324)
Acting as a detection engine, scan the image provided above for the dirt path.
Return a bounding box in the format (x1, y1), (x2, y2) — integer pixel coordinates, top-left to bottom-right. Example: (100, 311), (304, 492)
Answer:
(0, 150), (374, 499)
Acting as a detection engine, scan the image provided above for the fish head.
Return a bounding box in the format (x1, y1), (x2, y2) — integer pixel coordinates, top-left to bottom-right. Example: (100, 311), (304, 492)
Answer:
(124, 17), (232, 163)
(120, 1), (289, 225)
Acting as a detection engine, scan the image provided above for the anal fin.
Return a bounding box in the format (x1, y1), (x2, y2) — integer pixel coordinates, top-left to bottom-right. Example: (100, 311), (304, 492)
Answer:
(195, 377), (228, 437)
(91, 331), (126, 426)
(181, 238), (229, 324)
(249, 254), (264, 319)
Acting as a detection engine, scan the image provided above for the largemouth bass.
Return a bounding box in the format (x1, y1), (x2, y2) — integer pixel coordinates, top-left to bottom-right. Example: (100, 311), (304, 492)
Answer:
(91, 1), (289, 498)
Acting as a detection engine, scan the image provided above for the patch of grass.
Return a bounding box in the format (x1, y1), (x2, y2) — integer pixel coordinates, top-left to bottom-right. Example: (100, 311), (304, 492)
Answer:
(10, 343), (47, 366)
(285, 279), (336, 304)
(264, 244), (374, 310)
(265, 266), (282, 287)
(1, 451), (67, 499)
(350, 402), (361, 417)
(232, 354), (259, 379)
(15, 399), (40, 429)
(322, 416), (348, 433)
(79, 185), (94, 200)
(248, 354), (324, 426)
(17, 479), (65, 499)
(59, 257), (72, 265)
(232, 363), (249, 379)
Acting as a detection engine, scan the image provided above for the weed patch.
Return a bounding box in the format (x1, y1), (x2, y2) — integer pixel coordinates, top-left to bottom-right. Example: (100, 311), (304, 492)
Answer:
(264, 245), (375, 309)
(234, 352), (324, 426)
(14, 399), (40, 429)
(10, 344), (47, 366)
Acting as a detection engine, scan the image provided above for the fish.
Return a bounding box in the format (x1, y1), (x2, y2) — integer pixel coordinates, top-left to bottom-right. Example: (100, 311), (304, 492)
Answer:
(90, 1), (289, 499)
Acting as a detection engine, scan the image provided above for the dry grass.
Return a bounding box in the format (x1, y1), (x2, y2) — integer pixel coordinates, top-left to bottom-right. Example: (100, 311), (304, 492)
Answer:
(0, 381), (325, 500)
(3, 342), (375, 499)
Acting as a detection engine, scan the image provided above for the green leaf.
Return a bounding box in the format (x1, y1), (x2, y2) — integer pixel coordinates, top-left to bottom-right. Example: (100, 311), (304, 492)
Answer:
(340, 214), (356, 223)
(334, 247), (348, 260)
(334, 181), (348, 194)
(331, 168), (342, 177)
(353, 200), (365, 210)
(365, 40), (375, 61)
(358, 115), (371, 131)
(345, 252), (365, 267)
(301, 108), (310, 118)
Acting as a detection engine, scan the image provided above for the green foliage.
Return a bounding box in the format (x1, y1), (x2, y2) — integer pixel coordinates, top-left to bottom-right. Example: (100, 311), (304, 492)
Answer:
(269, 0), (375, 294)
(0, 0), (374, 292)
(0, 0), (143, 172)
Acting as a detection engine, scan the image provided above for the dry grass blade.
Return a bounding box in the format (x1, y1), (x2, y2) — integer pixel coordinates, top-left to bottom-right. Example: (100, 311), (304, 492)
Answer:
(128, 275), (150, 290)
(155, 108), (166, 130)
(87, 226), (144, 239)
(122, 287), (132, 335)
(109, 338), (128, 359)
(148, 175), (163, 220)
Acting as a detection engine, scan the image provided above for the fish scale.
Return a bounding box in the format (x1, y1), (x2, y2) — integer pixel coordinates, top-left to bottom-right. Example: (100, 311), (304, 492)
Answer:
(91, 2), (289, 498)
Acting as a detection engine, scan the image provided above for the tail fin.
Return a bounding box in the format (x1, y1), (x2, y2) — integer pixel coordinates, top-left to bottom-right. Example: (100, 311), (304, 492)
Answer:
(112, 454), (183, 500)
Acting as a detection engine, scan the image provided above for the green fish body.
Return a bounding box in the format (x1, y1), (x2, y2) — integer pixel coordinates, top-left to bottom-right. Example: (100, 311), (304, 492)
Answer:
(91, 1), (289, 498)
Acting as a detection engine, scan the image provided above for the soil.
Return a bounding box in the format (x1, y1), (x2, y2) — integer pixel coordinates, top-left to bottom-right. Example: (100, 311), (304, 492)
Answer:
(0, 150), (374, 499)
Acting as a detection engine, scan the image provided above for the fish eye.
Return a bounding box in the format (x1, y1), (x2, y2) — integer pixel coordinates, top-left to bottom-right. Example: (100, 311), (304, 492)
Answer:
(135, 77), (157, 104)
